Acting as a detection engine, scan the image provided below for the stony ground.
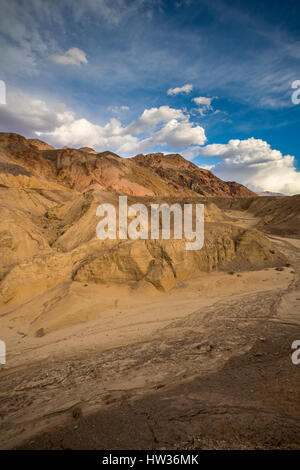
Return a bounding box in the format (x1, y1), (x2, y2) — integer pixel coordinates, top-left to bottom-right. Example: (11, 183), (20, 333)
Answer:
(0, 235), (298, 449)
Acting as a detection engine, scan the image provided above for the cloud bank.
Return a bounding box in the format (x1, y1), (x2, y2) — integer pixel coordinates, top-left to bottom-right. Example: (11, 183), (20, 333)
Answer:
(200, 138), (300, 195)
(0, 92), (206, 156)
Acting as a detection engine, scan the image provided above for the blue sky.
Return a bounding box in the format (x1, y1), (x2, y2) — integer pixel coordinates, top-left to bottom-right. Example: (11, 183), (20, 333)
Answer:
(0, 0), (300, 193)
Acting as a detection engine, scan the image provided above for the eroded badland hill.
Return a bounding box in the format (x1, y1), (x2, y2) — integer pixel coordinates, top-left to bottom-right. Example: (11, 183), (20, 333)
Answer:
(0, 132), (299, 450)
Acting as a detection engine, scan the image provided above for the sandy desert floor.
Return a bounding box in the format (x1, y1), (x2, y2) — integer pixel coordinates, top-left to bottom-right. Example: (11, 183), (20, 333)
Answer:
(0, 210), (300, 449)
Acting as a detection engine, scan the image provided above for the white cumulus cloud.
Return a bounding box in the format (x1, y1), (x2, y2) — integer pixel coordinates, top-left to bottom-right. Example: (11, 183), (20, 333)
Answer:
(0, 91), (206, 157)
(44, 104), (206, 155)
(49, 48), (88, 66)
(199, 137), (300, 195)
(153, 119), (206, 147)
(135, 106), (185, 128)
(167, 84), (193, 96)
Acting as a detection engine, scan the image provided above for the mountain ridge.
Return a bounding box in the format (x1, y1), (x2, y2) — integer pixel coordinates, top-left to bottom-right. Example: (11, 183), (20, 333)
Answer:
(0, 132), (256, 198)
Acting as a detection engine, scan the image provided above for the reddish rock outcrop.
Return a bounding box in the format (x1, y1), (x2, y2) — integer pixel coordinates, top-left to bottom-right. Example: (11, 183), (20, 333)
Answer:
(0, 133), (255, 197)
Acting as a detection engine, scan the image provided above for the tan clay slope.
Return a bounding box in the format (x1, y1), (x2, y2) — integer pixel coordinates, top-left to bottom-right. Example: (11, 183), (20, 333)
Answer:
(132, 152), (256, 198)
(79, 147), (98, 154)
(206, 195), (300, 238)
(249, 194), (300, 237)
(0, 217), (286, 307)
(0, 187), (77, 281)
(0, 186), (287, 310)
(27, 138), (56, 151)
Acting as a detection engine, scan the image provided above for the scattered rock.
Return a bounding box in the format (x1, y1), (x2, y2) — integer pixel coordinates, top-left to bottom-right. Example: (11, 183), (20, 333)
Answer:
(72, 406), (82, 420)
(195, 342), (213, 353)
(35, 328), (45, 338)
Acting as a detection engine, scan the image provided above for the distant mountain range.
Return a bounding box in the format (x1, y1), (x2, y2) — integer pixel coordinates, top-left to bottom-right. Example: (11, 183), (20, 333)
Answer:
(257, 191), (285, 197)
